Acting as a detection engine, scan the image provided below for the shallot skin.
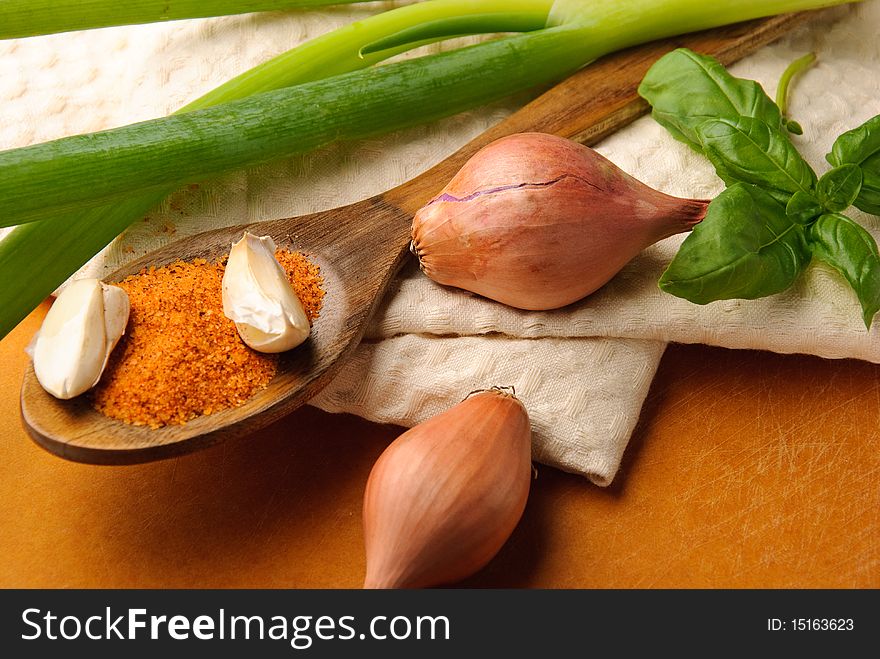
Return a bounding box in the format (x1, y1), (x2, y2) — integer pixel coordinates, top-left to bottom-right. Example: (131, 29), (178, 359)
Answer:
(411, 132), (708, 310)
(362, 389), (532, 589)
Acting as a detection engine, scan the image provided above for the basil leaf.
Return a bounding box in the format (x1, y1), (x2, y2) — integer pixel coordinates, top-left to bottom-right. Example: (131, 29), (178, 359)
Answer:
(660, 183), (809, 303)
(854, 172), (880, 216)
(809, 213), (880, 329)
(827, 114), (880, 215)
(827, 114), (880, 167)
(816, 164), (862, 212)
(786, 191), (824, 224)
(696, 116), (817, 199)
(638, 48), (783, 152)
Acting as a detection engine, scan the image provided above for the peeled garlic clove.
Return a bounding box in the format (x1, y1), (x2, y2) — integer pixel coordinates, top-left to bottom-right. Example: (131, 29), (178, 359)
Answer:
(363, 388), (532, 589)
(411, 132), (708, 310)
(31, 278), (130, 400)
(222, 232), (310, 353)
(101, 284), (130, 342)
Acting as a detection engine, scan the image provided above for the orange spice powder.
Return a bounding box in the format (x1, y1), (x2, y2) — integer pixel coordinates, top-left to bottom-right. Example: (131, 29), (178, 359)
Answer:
(92, 250), (324, 428)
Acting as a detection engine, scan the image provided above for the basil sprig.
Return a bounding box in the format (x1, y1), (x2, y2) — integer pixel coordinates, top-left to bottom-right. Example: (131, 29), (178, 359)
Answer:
(639, 48), (880, 329)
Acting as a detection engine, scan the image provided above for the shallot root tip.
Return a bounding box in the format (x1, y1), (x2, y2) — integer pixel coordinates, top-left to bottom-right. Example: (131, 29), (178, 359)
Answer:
(465, 385), (516, 400)
(408, 239), (426, 271)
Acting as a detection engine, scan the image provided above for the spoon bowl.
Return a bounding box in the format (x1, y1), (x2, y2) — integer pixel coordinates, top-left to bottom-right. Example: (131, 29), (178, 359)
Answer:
(19, 13), (807, 463)
(21, 197), (411, 463)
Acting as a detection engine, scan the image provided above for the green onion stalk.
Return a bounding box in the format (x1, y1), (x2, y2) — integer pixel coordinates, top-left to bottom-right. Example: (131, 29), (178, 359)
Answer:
(0, 1), (370, 39)
(0, 0), (859, 339)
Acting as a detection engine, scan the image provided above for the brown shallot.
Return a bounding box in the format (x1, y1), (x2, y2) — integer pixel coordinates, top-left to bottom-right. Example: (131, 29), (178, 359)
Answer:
(362, 388), (532, 589)
(411, 132), (708, 310)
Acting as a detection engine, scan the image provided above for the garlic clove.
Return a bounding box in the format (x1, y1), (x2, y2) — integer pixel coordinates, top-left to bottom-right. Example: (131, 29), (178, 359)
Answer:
(363, 388), (532, 589)
(31, 278), (130, 400)
(101, 283), (130, 345)
(221, 232), (310, 353)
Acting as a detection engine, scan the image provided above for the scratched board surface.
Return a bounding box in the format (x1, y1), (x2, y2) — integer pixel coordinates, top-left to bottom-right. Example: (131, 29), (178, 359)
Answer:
(1, 305), (877, 587)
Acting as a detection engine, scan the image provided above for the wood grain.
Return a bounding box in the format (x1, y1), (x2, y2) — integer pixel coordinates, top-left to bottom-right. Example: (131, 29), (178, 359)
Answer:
(21, 12), (813, 464)
(2, 304), (877, 587)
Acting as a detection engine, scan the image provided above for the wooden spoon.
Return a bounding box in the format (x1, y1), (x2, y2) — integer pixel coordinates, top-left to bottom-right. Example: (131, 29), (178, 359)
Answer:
(21, 13), (809, 464)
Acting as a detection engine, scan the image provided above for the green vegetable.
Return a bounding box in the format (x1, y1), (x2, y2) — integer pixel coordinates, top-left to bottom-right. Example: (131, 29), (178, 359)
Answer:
(827, 114), (880, 215)
(9, 33), (573, 224)
(809, 213), (880, 328)
(696, 116), (816, 202)
(828, 114), (880, 166)
(659, 183), (809, 303)
(186, 0), (555, 110)
(0, 13), (564, 226)
(785, 191), (824, 224)
(0, 0), (860, 339)
(775, 52), (816, 135)
(0, 1), (367, 39)
(642, 46), (880, 328)
(637, 48), (783, 151)
(816, 164), (863, 213)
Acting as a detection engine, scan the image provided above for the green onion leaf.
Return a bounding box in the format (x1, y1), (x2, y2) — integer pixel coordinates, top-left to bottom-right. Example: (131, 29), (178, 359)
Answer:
(0, 1), (369, 40)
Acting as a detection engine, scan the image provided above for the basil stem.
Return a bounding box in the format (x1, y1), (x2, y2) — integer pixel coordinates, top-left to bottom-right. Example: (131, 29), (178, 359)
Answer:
(775, 52), (816, 135)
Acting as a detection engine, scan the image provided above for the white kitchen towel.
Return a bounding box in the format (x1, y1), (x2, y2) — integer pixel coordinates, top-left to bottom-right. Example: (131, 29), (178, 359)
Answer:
(312, 333), (666, 486)
(1, 1), (876, 485)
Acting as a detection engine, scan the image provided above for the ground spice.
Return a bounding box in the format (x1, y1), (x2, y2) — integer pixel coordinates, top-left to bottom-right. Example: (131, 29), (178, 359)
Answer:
(92, 250), (324, 428)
